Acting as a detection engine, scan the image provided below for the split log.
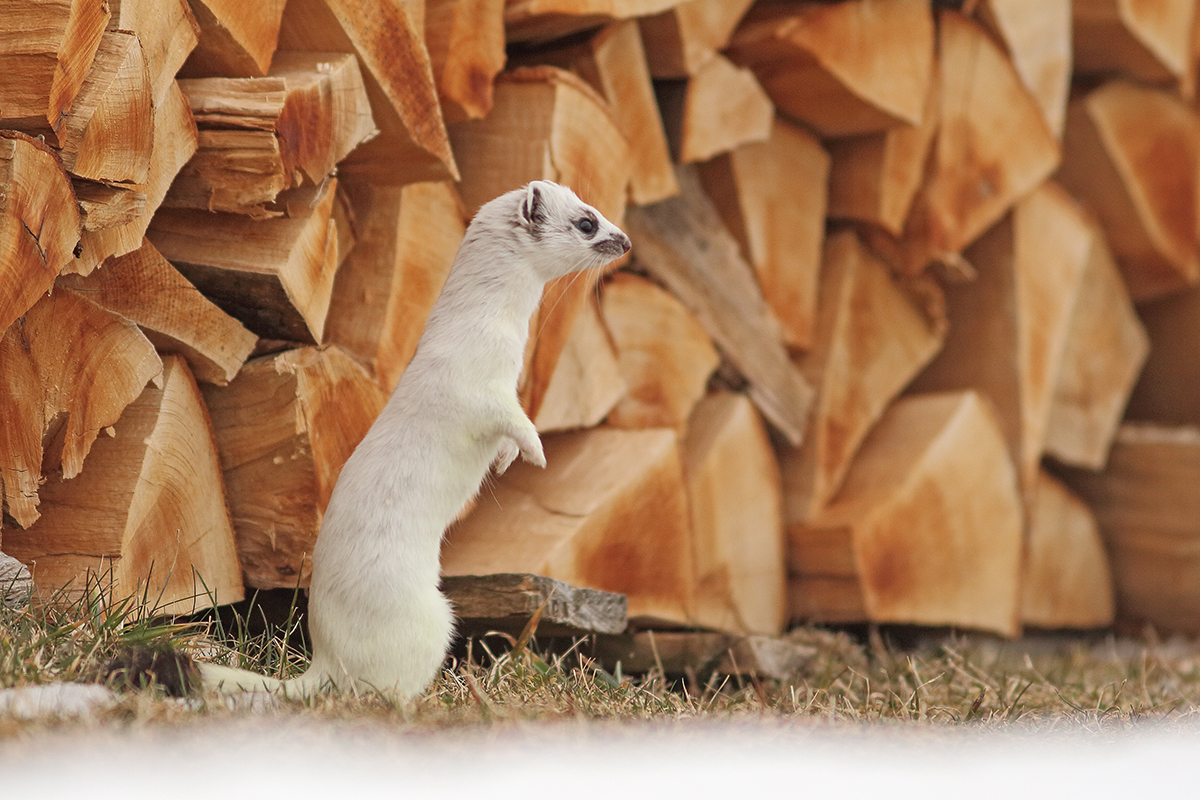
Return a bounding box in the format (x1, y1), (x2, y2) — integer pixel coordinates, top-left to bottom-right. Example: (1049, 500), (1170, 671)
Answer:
(911, 183), (1091, 494)
(325, 180), (461, 393)
(0, 290), (161, 529)
(1073, 0), (1194, 86)
(655, 53), (774, 165)
(1054, 80), (1200, 301)
(181, 0), (288, 78)
(625, 166), (814, 446)
(532, 297), (626, 433)
(638, 0), (755, 78)
(782, 230), (945, 521)
(787, 391), (1024, 636)
(107, 0), (200, 105)
(57, 30), (153, 185)
(0, 133), (82, 334)
(443, 573), (627, 636)
(503, 0), (683, 43)
(882, 10), (1060, 276)
(601, 272), (719, 434)
(726, 0), (934, 138)
(442, 427), (696, 625)
(697, 117), (828, 351)
(1022, 470), (1115, 630)
(683, 392), (785, 636)
(0, 0), (109, 141)
(450, 66), (631, 422)
(3, 357), (243, 615)
(277, 0), (457, 184)
(57, 239), (258, 386)
(170, 52), (374, 217)
(148, 179), (351, 344)
(201, 345), (384, 589)
(73, 81), (199, 275)
(1046, 222), (1149, 469)
(425, 0), (507, 123)
(1059, 423), (1200, 635)
(825, 70), (937, 237)
(74, 181), (145, 232)
(978, 0), (1072, 139)
(523, 21), (678, 204)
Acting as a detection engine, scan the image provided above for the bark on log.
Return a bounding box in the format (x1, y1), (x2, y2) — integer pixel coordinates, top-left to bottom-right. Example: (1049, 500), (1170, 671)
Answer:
(201, 345), (384, 589)
(2, 357), (243, 615)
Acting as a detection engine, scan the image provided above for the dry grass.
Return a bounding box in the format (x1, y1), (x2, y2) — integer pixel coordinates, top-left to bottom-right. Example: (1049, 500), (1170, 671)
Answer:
(2, 584), (1200, 735)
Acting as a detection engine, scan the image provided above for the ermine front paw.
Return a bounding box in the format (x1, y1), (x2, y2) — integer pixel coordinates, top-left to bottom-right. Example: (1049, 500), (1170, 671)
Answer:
(493, 439), (519, 474)
(520, 436), (546, 469)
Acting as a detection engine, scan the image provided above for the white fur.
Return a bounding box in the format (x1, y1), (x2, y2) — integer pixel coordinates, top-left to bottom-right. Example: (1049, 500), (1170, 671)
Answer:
(200, 181), (630, 698)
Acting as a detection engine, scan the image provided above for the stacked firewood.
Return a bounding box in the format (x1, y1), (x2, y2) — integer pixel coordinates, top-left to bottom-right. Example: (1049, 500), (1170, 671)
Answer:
(1, 0), (1198, 642)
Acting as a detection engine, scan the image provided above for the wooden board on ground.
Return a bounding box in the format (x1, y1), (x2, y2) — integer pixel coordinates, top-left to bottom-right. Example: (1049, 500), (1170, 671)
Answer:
(148, 179), (350, 344)
(277, 0), (457, 184)
(1059, 423), (1200, 635)
(443, 573), (628, 636)
(601, 272), (719, 434)
(625, 166), (814, 446)
(655, 53), (773, 164)
(1046, 222), (1149, 469)
(442, 427), (696, 625)
(726, 0), (933, 138)
(0, 133), (82, 334)
(181, 0), (287, 78)
(202, 345), (384, 589)
(683, 392), (785, 636)
(910, 183), (1090, 494)
(697, 117), (828, 351)
(324, 180), (462, 393)
(782, 230), (945, 522)
(1054, 80), (1200, 301)
(57, 239), (258, 386)
(788, 391), (1024, 637)
(1022, 470), (1115, 630)
(593, 630), (816, 682)
(0, 291), (161, 529)
(3, 357), (244, 615)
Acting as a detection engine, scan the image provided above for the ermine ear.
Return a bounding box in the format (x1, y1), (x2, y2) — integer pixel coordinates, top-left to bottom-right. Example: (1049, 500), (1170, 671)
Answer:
(519, 183), (546, 232)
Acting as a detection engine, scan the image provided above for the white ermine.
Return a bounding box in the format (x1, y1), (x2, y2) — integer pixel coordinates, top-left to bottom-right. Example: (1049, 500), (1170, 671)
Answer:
(200, 181), (631, 697)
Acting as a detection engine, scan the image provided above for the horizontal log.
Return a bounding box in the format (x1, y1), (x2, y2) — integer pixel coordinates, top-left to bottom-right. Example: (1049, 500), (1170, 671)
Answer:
(443, 573), (628, 636)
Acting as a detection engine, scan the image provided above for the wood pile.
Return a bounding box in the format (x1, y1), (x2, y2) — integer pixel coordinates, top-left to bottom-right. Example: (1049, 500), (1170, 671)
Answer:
(2, 0), (1199, 651)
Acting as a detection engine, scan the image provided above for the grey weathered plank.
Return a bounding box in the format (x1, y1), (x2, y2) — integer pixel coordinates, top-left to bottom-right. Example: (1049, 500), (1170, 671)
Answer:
(443, 573), (628, 636)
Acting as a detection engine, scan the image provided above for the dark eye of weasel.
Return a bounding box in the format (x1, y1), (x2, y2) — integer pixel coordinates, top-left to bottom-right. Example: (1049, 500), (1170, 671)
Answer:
(575, 216), (597, 236)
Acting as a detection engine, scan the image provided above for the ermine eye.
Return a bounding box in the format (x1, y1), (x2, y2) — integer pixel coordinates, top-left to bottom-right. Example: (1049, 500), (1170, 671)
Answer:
(575, 217), (596, 235)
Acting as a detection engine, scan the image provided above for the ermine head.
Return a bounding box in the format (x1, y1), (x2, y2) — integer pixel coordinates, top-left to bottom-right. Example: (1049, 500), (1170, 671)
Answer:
(488, 180), (631, 282)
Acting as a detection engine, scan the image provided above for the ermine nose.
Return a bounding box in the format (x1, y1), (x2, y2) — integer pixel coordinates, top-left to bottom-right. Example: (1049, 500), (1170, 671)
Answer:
(617, 232), (631, 254)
